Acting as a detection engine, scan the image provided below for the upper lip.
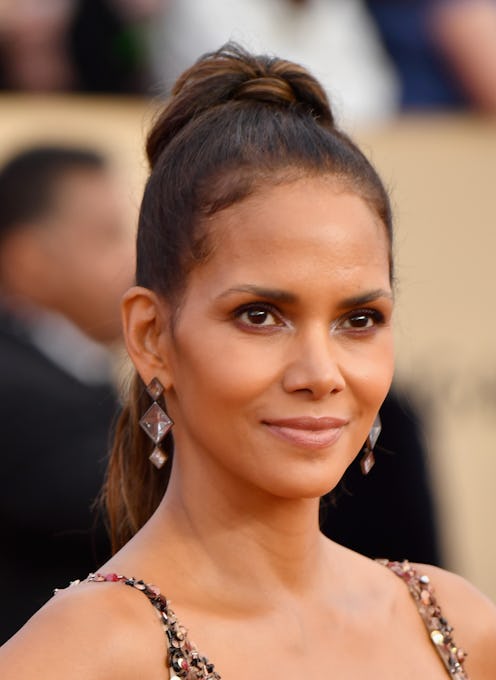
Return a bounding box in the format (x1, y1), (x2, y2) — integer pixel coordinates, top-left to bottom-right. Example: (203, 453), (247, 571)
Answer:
(263, 417), (348, 430)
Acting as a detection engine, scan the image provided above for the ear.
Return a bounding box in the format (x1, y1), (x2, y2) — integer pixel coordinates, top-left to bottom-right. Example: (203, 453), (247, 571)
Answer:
(121, 286), (174, 389)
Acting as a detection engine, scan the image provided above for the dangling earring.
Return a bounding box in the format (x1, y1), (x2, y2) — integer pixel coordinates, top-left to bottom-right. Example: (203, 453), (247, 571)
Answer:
(360, 414), (381, 475)
(139, 377), (173, 469)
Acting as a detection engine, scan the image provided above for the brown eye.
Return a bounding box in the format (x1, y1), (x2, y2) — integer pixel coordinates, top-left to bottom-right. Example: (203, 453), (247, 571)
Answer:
(340, 309), (384, 331)
(246, 309), (270, 324)
(240, 308), (275, 325)
(235, 304), (282, 327)
(346, 314), (373, 329)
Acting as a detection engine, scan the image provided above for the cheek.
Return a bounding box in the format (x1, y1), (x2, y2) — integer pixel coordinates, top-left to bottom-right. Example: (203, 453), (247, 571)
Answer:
(347, 336), (394, 407)
(174, 335), (279, 410)
(371, 354), (395, 408)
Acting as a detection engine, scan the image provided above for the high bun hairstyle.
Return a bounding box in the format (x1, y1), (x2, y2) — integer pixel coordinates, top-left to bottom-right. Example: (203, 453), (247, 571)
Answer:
(105, 43), (393, 551)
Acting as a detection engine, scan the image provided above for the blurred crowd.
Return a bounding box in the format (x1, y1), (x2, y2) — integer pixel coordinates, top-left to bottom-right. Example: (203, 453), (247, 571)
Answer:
(0, 0), (161, 93)
(1, 0), (496, 124)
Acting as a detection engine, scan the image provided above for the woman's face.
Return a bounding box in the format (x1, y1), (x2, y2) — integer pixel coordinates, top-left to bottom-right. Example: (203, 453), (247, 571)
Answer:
(161, 176), (394, 500)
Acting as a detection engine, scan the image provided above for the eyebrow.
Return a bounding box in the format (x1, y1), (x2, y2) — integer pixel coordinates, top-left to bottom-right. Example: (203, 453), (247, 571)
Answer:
(216, 285), (298, 303)
(217, 285), (392, 306)
(339, 289), (394, 307)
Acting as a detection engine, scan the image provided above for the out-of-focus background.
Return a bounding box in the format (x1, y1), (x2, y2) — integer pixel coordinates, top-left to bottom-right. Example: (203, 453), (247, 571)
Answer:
(1, 0), (496, 640)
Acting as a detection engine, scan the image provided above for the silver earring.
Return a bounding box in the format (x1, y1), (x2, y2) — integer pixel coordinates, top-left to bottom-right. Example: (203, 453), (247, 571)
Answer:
(139, 377), (173, 469)
(360, 414), (381, 475)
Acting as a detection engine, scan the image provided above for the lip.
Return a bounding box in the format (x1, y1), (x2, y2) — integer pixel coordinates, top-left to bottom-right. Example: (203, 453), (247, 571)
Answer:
(263, 416), (348, 450)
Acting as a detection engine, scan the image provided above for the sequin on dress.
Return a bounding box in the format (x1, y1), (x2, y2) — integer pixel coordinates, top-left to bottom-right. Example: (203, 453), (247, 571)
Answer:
(80, 560), (468, 679)
(377, 560), (468, 679)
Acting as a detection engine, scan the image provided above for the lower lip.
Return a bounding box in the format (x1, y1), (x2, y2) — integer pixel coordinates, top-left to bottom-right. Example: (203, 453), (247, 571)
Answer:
(264, 424), (344, 450)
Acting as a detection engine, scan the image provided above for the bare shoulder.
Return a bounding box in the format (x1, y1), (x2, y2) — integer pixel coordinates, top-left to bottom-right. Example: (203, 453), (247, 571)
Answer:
(0, 578), (168, 680)
(414, 563), (496, 679)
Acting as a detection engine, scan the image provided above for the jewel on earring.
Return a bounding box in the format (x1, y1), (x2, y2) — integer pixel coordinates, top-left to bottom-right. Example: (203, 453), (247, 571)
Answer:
(139, 378), (173, 469)
(360, 414), (381, 476)
(149, 447), (168, 469)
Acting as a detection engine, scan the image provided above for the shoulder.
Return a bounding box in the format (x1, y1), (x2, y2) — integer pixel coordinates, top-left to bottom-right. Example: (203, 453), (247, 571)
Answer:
(413, 563), (496, 679)
(0, 578), (168, 680)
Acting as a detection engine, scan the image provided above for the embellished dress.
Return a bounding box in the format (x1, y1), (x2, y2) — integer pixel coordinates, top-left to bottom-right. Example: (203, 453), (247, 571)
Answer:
(77, 560), (468, 680)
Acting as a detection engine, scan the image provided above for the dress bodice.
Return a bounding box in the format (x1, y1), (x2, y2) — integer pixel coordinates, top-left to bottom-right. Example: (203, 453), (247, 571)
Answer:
(83, 560), (468, 679)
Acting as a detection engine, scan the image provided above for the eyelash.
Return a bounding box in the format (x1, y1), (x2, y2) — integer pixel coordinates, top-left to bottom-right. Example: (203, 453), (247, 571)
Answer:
(233, 303), (386, 334)
(233, 303), (283, 330)
(337, 308), (386, 334)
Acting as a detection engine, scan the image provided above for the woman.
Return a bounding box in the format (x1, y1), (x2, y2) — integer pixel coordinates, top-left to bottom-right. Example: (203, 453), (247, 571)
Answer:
(1, 44), (495, 679)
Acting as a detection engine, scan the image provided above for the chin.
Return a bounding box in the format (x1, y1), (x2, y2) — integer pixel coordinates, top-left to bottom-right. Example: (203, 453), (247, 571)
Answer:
(263, 470), (343, 501)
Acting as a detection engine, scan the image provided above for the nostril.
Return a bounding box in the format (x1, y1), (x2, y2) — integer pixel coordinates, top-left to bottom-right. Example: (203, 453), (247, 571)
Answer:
(282, 357), (345, 398)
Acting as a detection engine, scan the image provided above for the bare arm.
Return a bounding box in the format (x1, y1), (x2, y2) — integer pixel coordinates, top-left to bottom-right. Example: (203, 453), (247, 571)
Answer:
(431, 0), (496, 111)
(0, 582), (167, 680)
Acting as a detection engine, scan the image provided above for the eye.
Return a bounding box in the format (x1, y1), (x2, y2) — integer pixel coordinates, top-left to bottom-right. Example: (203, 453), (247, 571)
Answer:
(235, 304), (283, 328)
(340, 309), (384, 332)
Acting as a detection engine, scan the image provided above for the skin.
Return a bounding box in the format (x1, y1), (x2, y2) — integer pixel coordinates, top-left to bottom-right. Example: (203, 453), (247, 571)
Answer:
(432, 0), (496, 112)
(1, 176), (495, 678)
(152, 177), (395, 505)
(0, 167), (134, 343)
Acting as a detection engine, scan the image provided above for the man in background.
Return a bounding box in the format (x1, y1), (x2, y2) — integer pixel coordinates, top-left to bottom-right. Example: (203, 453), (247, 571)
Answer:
(0, 146), (133, 642)
(365, 0), (496, 113)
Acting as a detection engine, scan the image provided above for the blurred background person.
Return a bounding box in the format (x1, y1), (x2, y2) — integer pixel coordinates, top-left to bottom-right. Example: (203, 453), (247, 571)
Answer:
(0, 0), (75, 91)
(68, 0), (162, 93)
(148, 0), (399, 127)
(365, 0), (496, 113)
(0, 0), (161, 94)
(0, 145), (134, 643)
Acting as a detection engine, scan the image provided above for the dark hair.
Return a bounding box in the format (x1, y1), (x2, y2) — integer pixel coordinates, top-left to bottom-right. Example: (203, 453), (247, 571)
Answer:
(0, 145), (105, 241)
(105, 43), (393, 551)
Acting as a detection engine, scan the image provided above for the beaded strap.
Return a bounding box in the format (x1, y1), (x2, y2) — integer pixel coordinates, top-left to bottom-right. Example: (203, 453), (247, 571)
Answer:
(83, 564), (468, 680)
(378, 560), (469, 679)
(86, 573), (221, 680)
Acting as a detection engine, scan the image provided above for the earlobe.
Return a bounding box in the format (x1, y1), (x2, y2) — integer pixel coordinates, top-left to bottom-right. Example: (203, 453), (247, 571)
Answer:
(121, 286), (173, 388)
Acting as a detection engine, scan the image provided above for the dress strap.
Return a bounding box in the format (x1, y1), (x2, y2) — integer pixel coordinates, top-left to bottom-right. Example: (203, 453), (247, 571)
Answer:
(86, 572), (221, 680)
(378, 559), (469, 679)
(84, 564), (469, 679)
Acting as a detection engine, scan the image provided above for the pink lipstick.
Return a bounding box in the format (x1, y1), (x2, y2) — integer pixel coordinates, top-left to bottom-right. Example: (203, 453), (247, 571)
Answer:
(263, 416), (347, 450)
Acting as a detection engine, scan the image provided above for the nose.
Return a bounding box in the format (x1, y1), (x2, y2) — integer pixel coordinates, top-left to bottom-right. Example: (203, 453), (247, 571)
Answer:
(281, 326), (346, 400)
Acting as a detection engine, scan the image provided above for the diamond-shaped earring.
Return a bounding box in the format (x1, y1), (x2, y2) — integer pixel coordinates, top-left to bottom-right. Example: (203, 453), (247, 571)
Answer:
(139, 378), (173, 469)
(360, 414), (381, 475)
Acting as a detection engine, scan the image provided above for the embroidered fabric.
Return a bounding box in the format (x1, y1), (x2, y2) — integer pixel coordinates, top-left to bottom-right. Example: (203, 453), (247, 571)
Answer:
(86, 572), (219, 680)
(83, 560), (468, 679)
(377, 560), (468, 679)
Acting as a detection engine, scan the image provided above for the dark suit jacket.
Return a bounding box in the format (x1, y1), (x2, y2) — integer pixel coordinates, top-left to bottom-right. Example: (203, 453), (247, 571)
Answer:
(0, 308), (116, 643)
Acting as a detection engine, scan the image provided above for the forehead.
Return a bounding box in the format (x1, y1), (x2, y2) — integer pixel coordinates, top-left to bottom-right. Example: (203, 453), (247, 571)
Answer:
(49, 169), (123, 225)
(194, 177), (390, 290)
(51, 168), (112, 208)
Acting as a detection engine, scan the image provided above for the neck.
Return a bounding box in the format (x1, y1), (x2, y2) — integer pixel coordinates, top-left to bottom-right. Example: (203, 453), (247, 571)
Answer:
(139, 459), (333, 611)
